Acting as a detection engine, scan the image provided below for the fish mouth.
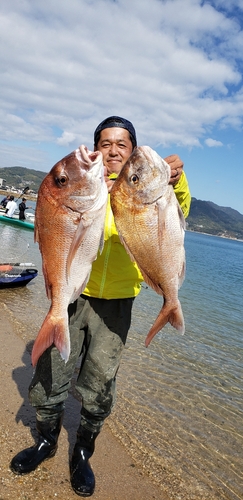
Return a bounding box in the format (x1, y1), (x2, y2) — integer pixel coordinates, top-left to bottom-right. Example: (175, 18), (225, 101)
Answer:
(76, 146), (103, 170)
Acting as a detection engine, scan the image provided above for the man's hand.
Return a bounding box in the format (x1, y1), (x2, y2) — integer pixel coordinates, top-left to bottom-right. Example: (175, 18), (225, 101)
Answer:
(164, 154), (184, 185)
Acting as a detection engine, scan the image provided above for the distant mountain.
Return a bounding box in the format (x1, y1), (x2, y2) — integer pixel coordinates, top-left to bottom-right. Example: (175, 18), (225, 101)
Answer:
(0, 166), (46, 193)
(186, 198), (243, 240)
(1, 167), (243, 240)
(206, 201), (243, 222)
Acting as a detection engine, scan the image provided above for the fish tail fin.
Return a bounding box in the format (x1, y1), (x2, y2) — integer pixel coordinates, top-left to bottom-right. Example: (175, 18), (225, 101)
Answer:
(168, 301), (185, 334)
(145, 301), (185, 347)
(31, 310), (70, 367)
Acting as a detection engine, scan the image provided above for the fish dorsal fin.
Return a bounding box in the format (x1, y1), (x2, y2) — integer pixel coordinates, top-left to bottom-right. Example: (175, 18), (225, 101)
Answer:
(42, 261), (52, 300)
(34, 224), (39, 244)
(156, 197), (185, 290)
(179, 258), (186, 287)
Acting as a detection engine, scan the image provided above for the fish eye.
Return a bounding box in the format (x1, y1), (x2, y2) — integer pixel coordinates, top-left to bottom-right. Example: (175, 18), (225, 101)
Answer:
(130, 174), (139, 184)
(55, 174), (68, 187)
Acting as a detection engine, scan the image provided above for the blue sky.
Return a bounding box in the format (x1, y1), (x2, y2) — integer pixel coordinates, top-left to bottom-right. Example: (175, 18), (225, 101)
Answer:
(1, 0), (243, 213)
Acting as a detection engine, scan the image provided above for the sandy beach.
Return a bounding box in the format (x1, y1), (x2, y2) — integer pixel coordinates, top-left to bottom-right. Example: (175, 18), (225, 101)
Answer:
(0, 306), (167, 500)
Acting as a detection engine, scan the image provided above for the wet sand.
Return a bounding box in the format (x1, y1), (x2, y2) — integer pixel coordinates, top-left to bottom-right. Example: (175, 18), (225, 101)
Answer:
(0, 306), (167, 500)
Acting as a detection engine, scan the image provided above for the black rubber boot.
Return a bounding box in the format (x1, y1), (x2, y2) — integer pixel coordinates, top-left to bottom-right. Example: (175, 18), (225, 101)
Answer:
(70, 426), (99, 497)
(10, 410), (64, 475)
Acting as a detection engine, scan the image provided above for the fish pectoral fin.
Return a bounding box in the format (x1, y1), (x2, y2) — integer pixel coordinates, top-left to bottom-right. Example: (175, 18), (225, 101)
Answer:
(145, 301), (185, 347)
(118, 233), (137, 263)
(31, 310), (70, 366)
(66, 219), (89, 278)
(98, 229), (105, 255)
(71, 272), (91, 302)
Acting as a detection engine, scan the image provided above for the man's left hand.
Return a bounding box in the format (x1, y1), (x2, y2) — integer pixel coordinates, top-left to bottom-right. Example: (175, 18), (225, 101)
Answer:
(164, 154), (184, 185)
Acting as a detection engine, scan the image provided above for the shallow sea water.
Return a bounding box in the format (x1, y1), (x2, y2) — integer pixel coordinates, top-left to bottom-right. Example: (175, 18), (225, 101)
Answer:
(0, 223), (242, 499)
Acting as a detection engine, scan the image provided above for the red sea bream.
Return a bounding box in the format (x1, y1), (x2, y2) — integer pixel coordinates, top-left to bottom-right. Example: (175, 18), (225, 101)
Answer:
(110, 145), (186, 347)
(31, 146), (108, 366)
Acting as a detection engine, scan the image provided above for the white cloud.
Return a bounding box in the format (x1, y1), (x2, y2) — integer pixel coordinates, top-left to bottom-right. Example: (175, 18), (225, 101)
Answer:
(205, 138), (223, 147)
(0, 0), (243, 168)
(56, 131), (77, 147)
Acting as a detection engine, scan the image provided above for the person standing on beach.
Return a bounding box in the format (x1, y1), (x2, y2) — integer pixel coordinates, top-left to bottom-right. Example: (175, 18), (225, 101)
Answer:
(10, 116), (191, 497)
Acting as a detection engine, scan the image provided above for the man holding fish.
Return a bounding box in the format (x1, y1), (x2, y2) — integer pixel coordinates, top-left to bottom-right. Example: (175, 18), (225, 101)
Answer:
(11, 116), (191, 496)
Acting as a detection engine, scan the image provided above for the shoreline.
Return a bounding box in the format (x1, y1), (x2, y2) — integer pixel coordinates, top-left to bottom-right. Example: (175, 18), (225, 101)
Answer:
(0, 305), (167, 500)
(1, 189), (242, 241)
(0, 189), (37, 202)
(186, 228), (243, 241)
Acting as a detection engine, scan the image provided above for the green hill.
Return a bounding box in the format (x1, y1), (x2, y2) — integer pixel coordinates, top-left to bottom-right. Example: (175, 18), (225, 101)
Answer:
(0, 166), (46, 193)
(186, 198), (243, 240)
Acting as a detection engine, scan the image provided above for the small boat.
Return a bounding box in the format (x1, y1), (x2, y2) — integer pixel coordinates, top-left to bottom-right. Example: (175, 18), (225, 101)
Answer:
(25, 211), (35, 222)
(0, 213), (34, 230)
(0, 263), (38, 288)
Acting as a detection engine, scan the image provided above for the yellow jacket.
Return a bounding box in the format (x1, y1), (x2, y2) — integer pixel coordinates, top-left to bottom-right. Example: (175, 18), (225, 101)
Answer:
(83, 171), (191, 300)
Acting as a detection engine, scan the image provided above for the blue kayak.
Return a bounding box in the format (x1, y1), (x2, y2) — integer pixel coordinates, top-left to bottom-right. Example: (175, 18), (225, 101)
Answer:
(0, 264), (38, 288)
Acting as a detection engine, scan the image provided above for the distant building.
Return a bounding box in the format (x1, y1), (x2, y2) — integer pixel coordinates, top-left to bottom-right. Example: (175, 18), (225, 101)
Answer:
(0, 178), (6, 189)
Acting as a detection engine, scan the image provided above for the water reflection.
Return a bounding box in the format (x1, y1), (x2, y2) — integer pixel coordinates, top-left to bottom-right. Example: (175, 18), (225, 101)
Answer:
(1, 224), (242, 499)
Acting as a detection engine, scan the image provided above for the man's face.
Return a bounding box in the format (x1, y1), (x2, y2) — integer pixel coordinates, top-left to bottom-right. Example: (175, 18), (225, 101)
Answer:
(96, 127), (133, 175)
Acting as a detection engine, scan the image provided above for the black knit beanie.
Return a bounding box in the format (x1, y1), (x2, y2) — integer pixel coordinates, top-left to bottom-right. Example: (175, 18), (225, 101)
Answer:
(94, 116), (137, 149)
